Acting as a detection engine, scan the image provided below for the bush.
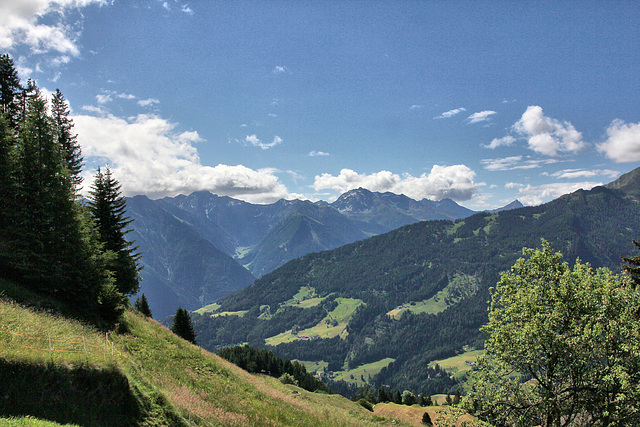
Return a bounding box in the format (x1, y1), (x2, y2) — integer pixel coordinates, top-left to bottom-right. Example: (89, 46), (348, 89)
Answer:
(357, 398), (374, 412)
(279, 373), (298, 386)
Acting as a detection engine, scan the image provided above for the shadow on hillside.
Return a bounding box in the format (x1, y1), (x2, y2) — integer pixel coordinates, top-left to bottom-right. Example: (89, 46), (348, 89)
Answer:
(0, 359), (141, 426)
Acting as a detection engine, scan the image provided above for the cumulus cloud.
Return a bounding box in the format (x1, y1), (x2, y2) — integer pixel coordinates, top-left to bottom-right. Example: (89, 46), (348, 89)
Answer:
(308, 150), (329, 157)
(597, 119), (640, 163)
(513, 106), (585, 157)
(467, 110), (496, 124)
(484, 135), (515, 149)
(313, 165), (478, 201)
(73, 113), (293, 203)
(434, 107), (466, 119)
(511, 181), (602, 206)
(0, 0), (107, 57)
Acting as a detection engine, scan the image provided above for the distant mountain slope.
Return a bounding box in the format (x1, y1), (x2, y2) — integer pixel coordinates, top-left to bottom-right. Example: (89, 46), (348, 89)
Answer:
(126, 189), (477, 317)
(126, 195), (256, 319)
(192, 167), (640, 394)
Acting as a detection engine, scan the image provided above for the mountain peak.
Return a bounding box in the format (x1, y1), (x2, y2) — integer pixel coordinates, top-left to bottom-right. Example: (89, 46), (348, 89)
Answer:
(605, 167), (640, 199)
(493, 199), (524, 212)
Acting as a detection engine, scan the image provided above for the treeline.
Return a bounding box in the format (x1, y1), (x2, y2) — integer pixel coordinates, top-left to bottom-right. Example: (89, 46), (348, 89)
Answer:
(217, 344), (331, 393)
(0, 54), (140, 325)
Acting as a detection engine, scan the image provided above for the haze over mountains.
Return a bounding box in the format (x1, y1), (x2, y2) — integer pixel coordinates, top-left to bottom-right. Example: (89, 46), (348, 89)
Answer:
(127, 188), (482, 318)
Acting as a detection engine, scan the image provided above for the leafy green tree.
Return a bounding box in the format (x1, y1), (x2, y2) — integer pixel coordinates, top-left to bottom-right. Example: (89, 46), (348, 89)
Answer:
(171, 307), (197, 344)
(466, 240), (640, 426)
(402, 390), (417, 406)
(88, 166), (141, 297)
(134, 293), (152, 317)
(622, 239), (640, 288)
(393, 390), (402, 405)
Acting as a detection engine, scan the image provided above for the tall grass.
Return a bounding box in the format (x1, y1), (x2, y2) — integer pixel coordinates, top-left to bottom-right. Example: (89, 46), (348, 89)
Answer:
(0, 290), (411, 426)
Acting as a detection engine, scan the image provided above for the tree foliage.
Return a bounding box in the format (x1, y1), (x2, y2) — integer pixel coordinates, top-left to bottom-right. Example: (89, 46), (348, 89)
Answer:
(88, 166), (141, 297)
(171, 307), (197, 344)
(622, 239), (640, 288)
(0, 54), (140, 325)
(466, 240), (640, 426)
(134, 293), (152, 318)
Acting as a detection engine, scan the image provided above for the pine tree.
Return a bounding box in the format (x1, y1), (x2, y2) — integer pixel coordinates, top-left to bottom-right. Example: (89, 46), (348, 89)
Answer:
(88, 166), (141, 297)
(51, 89), (83, 194)
(134, 293), (153, 317)
(0, 54), (22, 132)
(171, 307), (197, 344)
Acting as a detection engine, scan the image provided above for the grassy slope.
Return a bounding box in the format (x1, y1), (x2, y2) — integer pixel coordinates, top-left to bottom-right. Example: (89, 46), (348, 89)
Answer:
(373, 403), (489, 426)
(0, 294), (412, 427)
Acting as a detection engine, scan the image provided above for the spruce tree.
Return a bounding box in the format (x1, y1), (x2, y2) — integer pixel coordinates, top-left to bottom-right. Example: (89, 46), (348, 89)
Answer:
(0, 54), (22, 132)
(134, 293), (153, 317)
(171, 307), (197, 344)
(51, 89), (83, 194)
(88, 166), (141, 297)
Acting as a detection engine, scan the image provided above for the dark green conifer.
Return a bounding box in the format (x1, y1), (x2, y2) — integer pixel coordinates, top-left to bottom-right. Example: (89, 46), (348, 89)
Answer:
(51, 89), (83, 194)
(134, 293), (153, 317)
(171, 307), (197, 344)
(88, 166), (141, 297)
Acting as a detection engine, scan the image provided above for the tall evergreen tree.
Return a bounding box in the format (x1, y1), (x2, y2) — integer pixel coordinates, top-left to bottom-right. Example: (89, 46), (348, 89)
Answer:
(88, 166), (141, 297)
(0, 54), (22, 132)
(171, 307), (197, 344)
(134, 293), (153, 317)
(51, 89), (83, 194)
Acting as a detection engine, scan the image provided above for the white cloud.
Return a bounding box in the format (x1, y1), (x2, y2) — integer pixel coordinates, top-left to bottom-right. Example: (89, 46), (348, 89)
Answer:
(73, 113), (294, 203)
(95, 93), (113, 104)
(481, 156), (559, 171)
(272, 65), (289, 75)
(543, 168), (619, 180)
(181, 4), (194, 15)
(409, 104), (423, 111)
(138, 98), (160, 107)
(467, 110), (496, 124)
(513, 181), (602, 206)
(434, 107), (466, 119)
(243, 134), (282, 150)
(308, 150), (329, 157)
(513, 106), (585, 157)
(313, 165), (478, 201)
(0, 0), (107, 56)
(597, 119), (640, 163)
(484, 135), (516, 149)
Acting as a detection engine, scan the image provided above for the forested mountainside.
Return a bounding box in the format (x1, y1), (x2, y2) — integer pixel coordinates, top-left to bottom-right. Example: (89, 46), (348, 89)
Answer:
(127, 188), (480, 318)
(191, 167), (640, 394)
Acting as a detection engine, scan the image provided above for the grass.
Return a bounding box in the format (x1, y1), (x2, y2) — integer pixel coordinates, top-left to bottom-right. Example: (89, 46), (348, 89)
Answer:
(387, 273), (479, 319)
(0, 417), (79, 426)
(194, 303), (221, 315)
(265, 298), (364, 346)
(0, 289), (412, 426)
(429, 349), (485, 380)
(373, 403), (489, 426)
(332, 358), (396, 386)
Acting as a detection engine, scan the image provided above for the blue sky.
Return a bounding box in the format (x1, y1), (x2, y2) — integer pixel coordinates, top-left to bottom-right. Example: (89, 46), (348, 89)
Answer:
(3, 0), (640, 209)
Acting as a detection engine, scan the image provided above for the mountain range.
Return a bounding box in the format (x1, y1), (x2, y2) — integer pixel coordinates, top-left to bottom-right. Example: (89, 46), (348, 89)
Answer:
(189, 167), (640, 394)
(127, 188), (482, 318)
